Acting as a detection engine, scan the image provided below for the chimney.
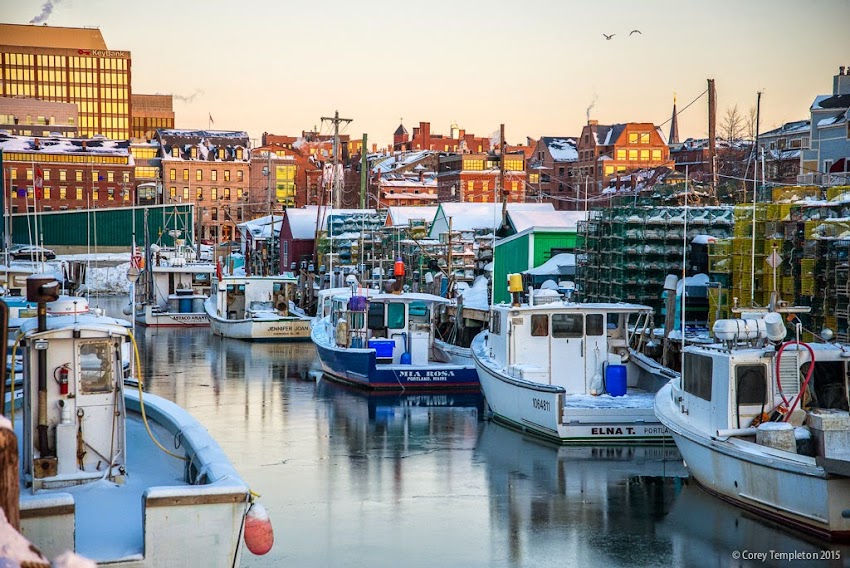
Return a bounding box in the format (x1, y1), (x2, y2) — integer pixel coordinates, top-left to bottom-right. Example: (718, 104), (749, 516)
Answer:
(588, 119), (599, 126)
(419, 170), (425, 182)
(841, 66), (846, 76)
(420, 122), (431, 151)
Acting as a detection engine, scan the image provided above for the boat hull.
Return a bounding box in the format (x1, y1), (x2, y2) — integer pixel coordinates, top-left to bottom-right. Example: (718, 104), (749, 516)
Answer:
(313, 327), (479, 391)
(472, 334), (669, 444)
(135, 304), (209, 327)
(656, 383), (850, 541)
(18, 390), (249, 566)
(206, 306), (311, 342)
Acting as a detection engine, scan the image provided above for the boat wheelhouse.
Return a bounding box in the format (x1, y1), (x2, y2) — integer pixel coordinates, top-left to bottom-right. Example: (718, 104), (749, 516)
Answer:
(312, 291), (479, 390)
(655, 313), (850, 540)
(205, 274), (311, 341)
(472, 291), (676, 444)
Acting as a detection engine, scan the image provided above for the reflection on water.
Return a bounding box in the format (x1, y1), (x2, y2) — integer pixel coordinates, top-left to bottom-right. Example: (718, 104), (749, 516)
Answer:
(84, 295), (850, 567)
(475, 423), (688, 568)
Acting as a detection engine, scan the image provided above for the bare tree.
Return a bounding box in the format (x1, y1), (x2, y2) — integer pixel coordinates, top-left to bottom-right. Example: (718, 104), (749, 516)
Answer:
(745, 106), (758, 141)
(721, 105), (744, 144)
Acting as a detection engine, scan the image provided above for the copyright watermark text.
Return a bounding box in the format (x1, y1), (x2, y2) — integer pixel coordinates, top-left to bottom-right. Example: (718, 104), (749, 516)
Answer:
(732, 550), (841, 562)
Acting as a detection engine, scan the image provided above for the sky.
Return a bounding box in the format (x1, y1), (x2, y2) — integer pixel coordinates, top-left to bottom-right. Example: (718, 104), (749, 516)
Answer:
(3, 0), (849, 149)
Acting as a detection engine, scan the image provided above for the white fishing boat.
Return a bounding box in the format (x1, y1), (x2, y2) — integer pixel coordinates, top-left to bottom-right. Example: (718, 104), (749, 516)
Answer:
(133, 248), (215, 328)
(655, 311), (850, 541)
(10, 274), (269, 565)
(205, 273), (311, 342)
(471, 275), (676, 443)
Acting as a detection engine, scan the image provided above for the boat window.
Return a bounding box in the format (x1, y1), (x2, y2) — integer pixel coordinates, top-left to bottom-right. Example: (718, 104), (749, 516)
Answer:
(78, 340), (113, 394)
(586, 314), (604, 336)
(552, 313), (583, 338)
(490, 312), (501, 335)
(683, 352), (712, 401)
(735, 364), (767, 405)
(802, 361), (849, 410)
(531, 314), (549, 337)
(387, 303), (405, 329)
(367, 302), (386, 330)
(409, 301), (429, 324)
(273, 282), (283, 293)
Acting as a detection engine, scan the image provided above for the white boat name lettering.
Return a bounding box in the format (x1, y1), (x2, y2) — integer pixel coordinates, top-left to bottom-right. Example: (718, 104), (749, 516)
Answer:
(532, 398), (550, 412)
(397, 370), (455, 381)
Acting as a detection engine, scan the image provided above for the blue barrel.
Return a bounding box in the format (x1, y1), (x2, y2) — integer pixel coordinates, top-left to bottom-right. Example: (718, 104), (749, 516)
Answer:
(606, 364), (627, 397)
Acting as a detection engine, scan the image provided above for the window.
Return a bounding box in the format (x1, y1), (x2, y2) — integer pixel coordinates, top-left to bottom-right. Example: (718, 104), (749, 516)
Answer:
(639, 133), (650, 144)
(76, 170), (83, 181)
(196, 188), (203, 200)
(683, 352), (712, 401)
(587, 314), (604, 336)
(387, 303), (405, 329)
(629, 133), (638, 144)
(616, 150), (626, 160)
(224, 170), (231, 181)
(107, 171), (114, 182)
(183, 169), (189, 181)
(196, 169), (202, 181)
(531, 314), (548, 337)
(59, 170), (67, 181)
(170, 168), (176, 181)
(78, 340), (113, 394)
(183, 187), (190, 200)
(552, 313), (583, 338)
(735, 364), (767, 405)
(237, 170), (244, 182)
(640, 150), (649, 160)
(651, 149), (662, 160)
(211, 170), (217, 181)
(211, 187), (218, 200)
(76, 187), (83, 200)
(628, 149), (638, 161)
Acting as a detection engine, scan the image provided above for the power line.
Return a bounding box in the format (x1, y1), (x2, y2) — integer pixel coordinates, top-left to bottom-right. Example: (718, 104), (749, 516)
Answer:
(657, 88), (708, 129)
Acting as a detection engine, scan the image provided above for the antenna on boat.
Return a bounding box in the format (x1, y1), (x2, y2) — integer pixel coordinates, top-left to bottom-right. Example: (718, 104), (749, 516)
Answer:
(681, 165), (688, 374)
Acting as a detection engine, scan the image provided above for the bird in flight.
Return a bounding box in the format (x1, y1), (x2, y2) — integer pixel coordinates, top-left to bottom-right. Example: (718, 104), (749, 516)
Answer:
(630, 29), (641, 35)
(603, 33), (615, 40)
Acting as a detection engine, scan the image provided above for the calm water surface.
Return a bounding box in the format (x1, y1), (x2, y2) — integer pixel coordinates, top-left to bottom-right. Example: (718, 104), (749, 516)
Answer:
(97, 296), (850, 568)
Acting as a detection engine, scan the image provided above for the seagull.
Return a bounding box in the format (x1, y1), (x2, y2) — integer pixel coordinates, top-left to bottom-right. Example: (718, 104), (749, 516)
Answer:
(603, 33), (615, 40)
(630, 29), (641, 35)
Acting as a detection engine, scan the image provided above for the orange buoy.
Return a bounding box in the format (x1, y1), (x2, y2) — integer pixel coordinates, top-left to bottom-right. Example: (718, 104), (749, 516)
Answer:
(393, 258), (405, 277)
(244, 502), (274, 555)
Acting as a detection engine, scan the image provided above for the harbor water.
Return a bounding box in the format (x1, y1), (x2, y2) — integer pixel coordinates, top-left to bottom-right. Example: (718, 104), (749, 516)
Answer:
(94, 295), (850, 567)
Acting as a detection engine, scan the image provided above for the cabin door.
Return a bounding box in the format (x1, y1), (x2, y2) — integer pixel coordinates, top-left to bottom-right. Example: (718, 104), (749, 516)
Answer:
(549, 313), (586, 394)
(584, 313), (607, 389)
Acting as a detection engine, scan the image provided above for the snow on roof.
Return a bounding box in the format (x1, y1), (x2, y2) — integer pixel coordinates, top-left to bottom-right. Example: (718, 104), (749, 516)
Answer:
(372, 150), (433, 174)
(433, 202), (555, 233)
(237, 214), (282, 240)
(0, 132), (131, 157)
(523, 253), (576, 276)
(508, 210), (586, 233)
(284, 208), (322, 240)
(817, 112), (847, 127)
(543, 138), (578, 162)
(158, 129), (249, 139)
(387, 206), (438, 227)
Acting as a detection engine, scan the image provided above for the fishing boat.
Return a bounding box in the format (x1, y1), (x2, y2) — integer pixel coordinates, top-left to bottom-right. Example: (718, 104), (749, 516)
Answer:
(205, 273), (311, 341)
(11, 274), (266, 565)
(470, 274), (676, 444)
(133, 245), (215, 327)
(654, 310), (850, 541)
(312, 288), (480, 390)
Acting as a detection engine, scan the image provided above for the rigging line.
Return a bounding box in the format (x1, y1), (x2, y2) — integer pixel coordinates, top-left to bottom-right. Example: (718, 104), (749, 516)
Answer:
(657, 88), (708, 129)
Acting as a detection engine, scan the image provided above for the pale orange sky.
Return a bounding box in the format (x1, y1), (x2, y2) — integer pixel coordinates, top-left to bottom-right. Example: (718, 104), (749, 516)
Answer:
(4, 0), (849, 148)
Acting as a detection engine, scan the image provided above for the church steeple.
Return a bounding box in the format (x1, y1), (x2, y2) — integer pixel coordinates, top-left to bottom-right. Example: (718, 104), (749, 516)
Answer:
(668, 94), (680, 145)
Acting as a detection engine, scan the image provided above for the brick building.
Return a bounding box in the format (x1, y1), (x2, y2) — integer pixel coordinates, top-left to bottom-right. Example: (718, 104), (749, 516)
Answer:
(156, 129), (250, 242)
(0, 132), (133, 212)
(572, 121), (673, 199)
(436, 151), (526, 203)
(131, 94), (174, 141)
(529, 137), (579, 210)
(393, 121), (492, 153)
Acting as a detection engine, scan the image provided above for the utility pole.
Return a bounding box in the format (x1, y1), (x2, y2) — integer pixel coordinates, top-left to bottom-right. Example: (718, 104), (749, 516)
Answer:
(499, 123), (507, 230)
(360, 134), (367, 209)
(320, 111), (353, 209)
(707, 78), (717, 199)
(754, 90), (762, 202)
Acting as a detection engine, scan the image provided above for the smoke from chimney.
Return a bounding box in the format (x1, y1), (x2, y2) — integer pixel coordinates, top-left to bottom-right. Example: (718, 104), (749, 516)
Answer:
(30, 0), (63, 24)
(161, 89), (205, 103)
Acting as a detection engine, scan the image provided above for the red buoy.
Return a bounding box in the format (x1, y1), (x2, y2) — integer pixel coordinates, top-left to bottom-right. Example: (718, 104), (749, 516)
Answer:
(393, 258), (405, 277)
(244, 502), (274, 555)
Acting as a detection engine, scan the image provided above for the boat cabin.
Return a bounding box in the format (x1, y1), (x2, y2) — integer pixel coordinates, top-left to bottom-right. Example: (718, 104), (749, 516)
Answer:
(675, 317), (850, 437)
(486, 302), (654, 394)
(331, 293), (449, 365)
(211, 275), (298, 320)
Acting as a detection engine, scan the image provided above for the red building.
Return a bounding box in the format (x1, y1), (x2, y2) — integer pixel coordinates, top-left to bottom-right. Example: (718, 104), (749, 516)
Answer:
(436, 151), (526, 203)
(0, 133), (133, 213)
(393, 121), (492, 153)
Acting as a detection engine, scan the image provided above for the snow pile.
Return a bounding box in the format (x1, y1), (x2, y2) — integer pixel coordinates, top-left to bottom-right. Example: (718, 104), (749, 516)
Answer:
(457, 275), (489, 310)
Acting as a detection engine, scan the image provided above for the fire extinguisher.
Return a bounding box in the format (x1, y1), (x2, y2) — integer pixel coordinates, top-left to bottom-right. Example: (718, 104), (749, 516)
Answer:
(56, 365), (70, 395)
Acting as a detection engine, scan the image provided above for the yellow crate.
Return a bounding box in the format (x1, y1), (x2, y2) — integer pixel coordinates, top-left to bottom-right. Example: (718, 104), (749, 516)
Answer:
(774, 186), (821, 202)
(708, 239), (732, 256)
(800, 278), (816, 297)
(734, 203), (768, 221)
(732, 236), (761, 254)
(826, 186), (850, 202)
(801, 258), (816, 274)
(762, 238), (784, 255)
(802, 331), (815, 343)
(780, 277), (795, 297)
(709, 257), (732, 273)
